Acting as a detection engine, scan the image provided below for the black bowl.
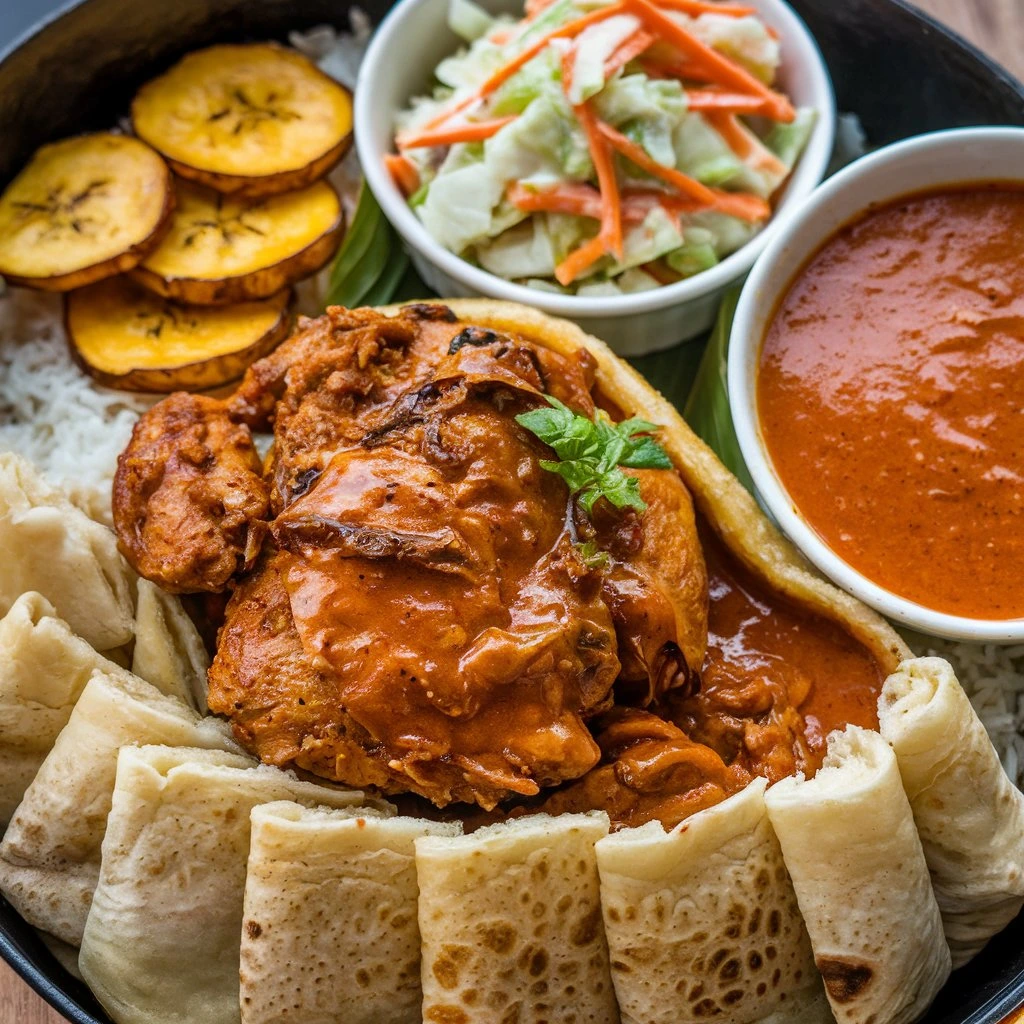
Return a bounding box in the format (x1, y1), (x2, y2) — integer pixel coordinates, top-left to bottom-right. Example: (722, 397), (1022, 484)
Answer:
(1, 1), (1023, 1022)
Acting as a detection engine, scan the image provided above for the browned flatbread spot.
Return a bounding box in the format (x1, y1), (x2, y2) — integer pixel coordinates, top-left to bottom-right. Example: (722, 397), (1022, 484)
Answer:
(816, 956), (874, 1002)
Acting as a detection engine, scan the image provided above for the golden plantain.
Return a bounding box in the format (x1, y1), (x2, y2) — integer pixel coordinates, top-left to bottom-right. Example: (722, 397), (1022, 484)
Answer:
(131, 43), (354, 199)
(131, 179), (345, 305)
(66, 277), (292, 392)
(0, 133), (174, 291)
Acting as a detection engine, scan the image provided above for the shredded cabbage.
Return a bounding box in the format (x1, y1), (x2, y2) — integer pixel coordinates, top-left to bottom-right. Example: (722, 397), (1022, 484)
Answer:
(396, 0), (812, 294)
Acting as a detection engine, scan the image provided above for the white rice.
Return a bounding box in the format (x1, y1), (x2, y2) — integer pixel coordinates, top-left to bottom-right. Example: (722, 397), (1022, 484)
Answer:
(0, 285), (153, 524)
(903, 631), (1024, 788)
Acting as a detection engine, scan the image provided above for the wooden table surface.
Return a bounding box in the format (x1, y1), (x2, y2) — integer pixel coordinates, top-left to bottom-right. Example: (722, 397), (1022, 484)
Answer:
(2, 1), (1023, 1022)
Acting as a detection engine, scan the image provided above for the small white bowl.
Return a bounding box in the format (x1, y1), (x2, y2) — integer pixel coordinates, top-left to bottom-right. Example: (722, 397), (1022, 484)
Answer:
(355, 0), (836, 356)
(728, 126), (1024, 642)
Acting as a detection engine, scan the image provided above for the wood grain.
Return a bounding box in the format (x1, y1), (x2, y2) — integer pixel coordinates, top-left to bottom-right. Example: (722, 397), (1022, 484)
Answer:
(1, 1), (1021, 1022)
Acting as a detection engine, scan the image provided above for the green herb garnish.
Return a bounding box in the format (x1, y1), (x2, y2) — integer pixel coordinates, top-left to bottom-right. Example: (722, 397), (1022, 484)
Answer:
(576, 540), (611, 569)
(515, 396), (672, 514)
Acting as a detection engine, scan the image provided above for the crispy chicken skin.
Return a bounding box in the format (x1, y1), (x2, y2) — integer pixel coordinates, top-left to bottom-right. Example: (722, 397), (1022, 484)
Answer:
(113, 393), (269, 594)
(113, 304), (709, 809)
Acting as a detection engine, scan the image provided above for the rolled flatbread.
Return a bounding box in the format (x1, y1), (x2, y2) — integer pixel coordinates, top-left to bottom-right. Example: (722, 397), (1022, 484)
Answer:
(0, 452), (134, 651)
(130, 579), (210, 713)
(0, 668), (241, 945)
(240, 802), (458, 1024)
(79, 745), (378, 1024)
(0, 592), (121, 825)
(595, 777), (826, 1024)
(879, 657), (1024, 966)
(415, 811), (618, 1024)
(765, 726), (951, 1024)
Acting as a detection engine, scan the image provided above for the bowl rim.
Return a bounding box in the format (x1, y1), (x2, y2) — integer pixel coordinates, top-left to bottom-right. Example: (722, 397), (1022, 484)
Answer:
(354, 0), (837, 318)
(728, 124), (1024, 642)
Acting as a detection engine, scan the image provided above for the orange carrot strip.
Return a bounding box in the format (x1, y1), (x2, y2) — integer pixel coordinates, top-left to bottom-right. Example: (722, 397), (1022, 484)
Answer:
(626, 0), (795, 121)
(639, 55), (715, 82)
(509, 182), (698, 223)
(596, 119), (770, 221)
(555, 235), (608, 286)
(416, 3), (628, 134)
(604, 29), (656, 78)
(686, 87), (774, 113)
(597, 120), (717, 203)
(561, 46), (624, 260)
(654, 0), (756, 16)
(398, 116), (517, 149)
(577, 105), (624, 259)
(703, 110), (789, 177)
(509, 181), (606, 220)
(384, 154), (420, 197)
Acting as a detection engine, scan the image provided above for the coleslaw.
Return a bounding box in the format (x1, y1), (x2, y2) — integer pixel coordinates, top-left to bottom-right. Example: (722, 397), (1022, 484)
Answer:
(389, 0), (815, 295)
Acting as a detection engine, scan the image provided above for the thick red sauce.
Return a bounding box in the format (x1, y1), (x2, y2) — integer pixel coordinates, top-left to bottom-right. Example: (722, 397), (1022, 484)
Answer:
(759, 185), (1024, 620)
(700, 524), (883, 768)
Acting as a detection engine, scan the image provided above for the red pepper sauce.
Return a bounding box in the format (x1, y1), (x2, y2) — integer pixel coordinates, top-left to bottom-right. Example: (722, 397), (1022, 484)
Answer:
(697, 523), (884, 770)
(758, 185), (1024, 620)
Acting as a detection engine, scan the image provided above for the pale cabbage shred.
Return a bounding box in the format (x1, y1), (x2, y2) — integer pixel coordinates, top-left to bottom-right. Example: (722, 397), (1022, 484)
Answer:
(397, 0), (815, 294)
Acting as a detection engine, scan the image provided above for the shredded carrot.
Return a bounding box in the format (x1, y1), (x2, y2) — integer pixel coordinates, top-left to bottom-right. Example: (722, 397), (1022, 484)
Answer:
(703, 111), (789, 177)
(625, 0), (794, 121)
(596, 119), (770, 221)
(398, 116), (517, 149)
(555, 234), (608, 286)
(639, 55), (715, 83)
(654, 0), (756, 16)
(685, 87), (775, 114)
(384, 154), (420, 197)
(417, 3), (628, 134)
(508, 181), (607, 220)
(489, 28), (513, 44)
(508, 182), (702, 222)
(596, 120), (715, 204)
(562, 47), (624, 261)
(604, 29), (656, 79)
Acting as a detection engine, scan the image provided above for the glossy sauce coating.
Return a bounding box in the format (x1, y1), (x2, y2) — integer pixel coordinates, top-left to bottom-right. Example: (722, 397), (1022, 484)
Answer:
(538, 522), (884, 830)
(759, 186), (1024, 619)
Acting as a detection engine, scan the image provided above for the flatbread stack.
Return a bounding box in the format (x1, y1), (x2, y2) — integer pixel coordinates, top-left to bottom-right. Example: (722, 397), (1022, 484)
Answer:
(0, 304), (1021, 1024)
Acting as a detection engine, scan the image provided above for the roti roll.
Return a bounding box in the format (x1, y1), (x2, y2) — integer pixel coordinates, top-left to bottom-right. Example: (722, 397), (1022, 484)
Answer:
(130, 579), (210, 713)
(0, 452), (134, 652)
(415, 812), (618, 1024)
(0, 592), (121, 825)
(240, 803), (460, 1024)
(765, 725), (950, 1024)
(0, 668), (241, 945)
(79, 745), (383, 1024)
(595, 777), (825, 1024)
(879, 657), (1024, 966)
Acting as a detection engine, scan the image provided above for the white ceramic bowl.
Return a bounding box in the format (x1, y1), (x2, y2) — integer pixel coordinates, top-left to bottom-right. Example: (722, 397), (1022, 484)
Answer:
(355, 0), (836, 356)
(728, 126), (1024, 642)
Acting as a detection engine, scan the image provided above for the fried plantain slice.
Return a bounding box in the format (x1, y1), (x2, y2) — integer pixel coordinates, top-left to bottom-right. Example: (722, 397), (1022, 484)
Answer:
(0, 134), (174, 291)
(131, 44), (354, 199)
(66, 277), (292, 393)
(131, 179), (345, 305)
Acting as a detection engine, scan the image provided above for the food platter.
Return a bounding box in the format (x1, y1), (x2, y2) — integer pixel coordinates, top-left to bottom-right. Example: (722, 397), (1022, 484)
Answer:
(0, 2), (1023, 1024)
